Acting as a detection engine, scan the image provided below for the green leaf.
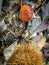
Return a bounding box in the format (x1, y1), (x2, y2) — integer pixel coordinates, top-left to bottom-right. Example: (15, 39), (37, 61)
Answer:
(47, 62), (49, 65)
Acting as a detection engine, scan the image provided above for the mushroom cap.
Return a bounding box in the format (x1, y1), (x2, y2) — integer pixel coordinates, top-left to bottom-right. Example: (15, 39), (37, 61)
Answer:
(19, 4), (34, 22)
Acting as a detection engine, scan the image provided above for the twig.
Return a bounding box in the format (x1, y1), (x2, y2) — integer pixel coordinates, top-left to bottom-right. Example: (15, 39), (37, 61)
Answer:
(35, 0), (46, 16)
(7, 29), (17, 37)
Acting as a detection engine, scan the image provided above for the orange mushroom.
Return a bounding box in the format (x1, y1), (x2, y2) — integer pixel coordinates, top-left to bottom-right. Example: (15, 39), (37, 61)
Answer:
(19, 4), (34, 22)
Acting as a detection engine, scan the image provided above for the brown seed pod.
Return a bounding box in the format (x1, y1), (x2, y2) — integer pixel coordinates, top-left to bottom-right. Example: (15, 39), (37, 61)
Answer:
(7, 44), (45, 65)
